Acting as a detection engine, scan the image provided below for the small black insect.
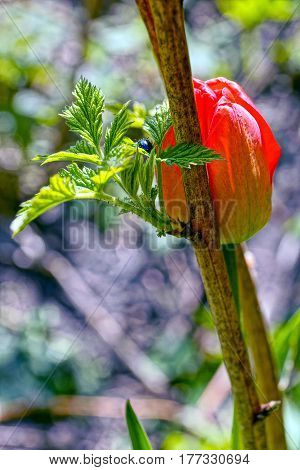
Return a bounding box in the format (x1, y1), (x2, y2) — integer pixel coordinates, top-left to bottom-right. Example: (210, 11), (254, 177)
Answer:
(137, 138), (153, 153)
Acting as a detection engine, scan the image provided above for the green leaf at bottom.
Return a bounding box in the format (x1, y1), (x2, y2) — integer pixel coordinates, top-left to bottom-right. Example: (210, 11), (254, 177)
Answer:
(125, 400), (153, 450)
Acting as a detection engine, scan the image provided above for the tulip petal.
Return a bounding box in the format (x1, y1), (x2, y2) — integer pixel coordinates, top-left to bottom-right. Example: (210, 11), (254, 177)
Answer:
(161, 77), (279, 242)
(206, 100), (272, 243)
(193, 79), (218, 141)
(206, 78), (281, 179)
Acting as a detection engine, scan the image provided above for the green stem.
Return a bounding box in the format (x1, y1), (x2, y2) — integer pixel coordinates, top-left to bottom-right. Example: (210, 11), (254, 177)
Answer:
(222, 244), (242, 450)
(222, 244), (240, 315)
(223, 244), (286, 449)
(231, 407), (242, 450)
(76, 190), (173, 234)
(156, 158), (165, 213)
(112, 175), (141, 207)
(236, 245), (287, 449)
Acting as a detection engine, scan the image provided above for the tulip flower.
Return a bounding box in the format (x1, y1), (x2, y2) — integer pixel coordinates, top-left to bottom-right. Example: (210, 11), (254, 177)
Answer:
(161, 77), (281, 244)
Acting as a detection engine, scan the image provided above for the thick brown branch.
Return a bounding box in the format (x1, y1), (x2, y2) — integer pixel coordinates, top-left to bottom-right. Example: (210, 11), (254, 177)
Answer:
(136, 0), (267, 449)
(147, 0), (217, 241)
(136, 0), (162, 68)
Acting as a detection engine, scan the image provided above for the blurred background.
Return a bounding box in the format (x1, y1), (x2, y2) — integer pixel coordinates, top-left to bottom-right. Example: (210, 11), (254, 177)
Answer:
(0, 0), (300, 450)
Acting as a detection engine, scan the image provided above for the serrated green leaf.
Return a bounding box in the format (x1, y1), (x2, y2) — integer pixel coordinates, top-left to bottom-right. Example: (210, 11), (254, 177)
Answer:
(33, 151), (102, 166)
(60, 77), (105, 150)
(11, 174), (95, 236)
(106, 138), (136, 167)
(144, 102), (172, 147)
(92, 167), (125, 187)
(125, 400), (153, 450)
(59, 163), (97, 190)
(70, 140), (98, 155)
(158, 143), (222, 169)
(12, 79), (182, 239)
(104, 102), (131, 157)
(120, 194), (173, 234)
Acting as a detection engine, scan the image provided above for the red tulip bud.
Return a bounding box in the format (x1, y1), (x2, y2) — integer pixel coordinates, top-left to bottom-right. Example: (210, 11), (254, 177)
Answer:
(161, 77), (281, 244)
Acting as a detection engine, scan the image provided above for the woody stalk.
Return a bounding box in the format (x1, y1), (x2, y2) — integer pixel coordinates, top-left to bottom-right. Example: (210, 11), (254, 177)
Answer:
(135, 0), (279, 449)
